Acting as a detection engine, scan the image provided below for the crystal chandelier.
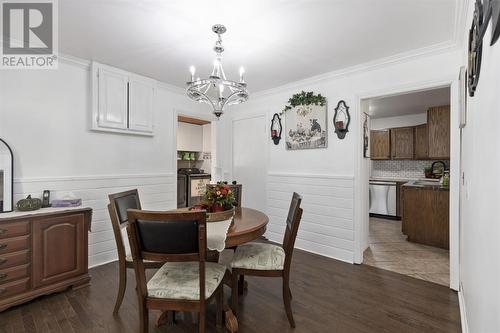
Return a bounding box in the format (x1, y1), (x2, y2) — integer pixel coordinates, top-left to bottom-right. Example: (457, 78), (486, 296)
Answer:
(186, 24), (249, 118)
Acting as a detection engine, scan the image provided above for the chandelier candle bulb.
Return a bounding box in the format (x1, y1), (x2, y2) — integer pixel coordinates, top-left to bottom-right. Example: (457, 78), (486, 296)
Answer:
(189, 66), (196, 82)
(239, 66), (245, 82)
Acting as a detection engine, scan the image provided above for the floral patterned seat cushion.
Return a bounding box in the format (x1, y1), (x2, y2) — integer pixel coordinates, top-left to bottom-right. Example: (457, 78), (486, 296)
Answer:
(147, 262), (227, 300)
(231, 242), (286, 270)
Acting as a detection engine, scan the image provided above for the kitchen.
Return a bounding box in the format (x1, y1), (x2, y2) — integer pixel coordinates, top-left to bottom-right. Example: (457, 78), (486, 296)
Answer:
(364, 87), (451, 286)
(176, 115), (214, 208)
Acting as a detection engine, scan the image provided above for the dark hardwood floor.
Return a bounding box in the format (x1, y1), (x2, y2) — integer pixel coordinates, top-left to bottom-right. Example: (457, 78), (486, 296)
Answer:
(0, 249), (461, 333)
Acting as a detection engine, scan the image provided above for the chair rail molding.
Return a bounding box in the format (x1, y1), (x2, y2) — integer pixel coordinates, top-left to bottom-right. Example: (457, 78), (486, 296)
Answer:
(13, 173), (177, 268)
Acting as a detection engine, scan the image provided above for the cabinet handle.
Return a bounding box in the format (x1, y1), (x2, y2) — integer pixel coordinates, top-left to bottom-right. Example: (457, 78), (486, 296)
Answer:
(0, 258), (7, 265)
(0, 244), (6, 250)
(0, 288), (5, 295)
(0, 229), (6, 235)
(0, 273), (6, 280)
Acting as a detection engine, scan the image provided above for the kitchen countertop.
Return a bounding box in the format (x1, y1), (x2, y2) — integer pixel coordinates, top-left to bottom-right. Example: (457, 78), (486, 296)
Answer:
(402, 180), (449, 191)
(370, 177), (420, 183)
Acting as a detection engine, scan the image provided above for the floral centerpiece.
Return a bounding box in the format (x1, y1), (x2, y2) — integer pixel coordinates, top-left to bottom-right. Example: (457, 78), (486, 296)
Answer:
(191, 183), (236, 221)
(203, 183), (235, 212)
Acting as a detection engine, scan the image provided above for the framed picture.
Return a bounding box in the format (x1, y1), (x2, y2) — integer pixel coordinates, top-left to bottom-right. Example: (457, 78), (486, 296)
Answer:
(285, 104), (327, 150)
(459, 66), (467, 128)
(363, 113), (370, 158)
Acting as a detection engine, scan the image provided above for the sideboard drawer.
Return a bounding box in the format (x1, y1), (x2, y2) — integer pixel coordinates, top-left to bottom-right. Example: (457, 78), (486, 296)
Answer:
(0, 278), (30, 299)
(0, 221), (30, 240)
(0, 264), (30, 284)
(0, 250), (30, 269)
(0, 236), (30, 255)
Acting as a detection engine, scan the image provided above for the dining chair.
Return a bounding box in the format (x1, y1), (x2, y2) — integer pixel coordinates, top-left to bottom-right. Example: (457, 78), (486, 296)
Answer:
(126, 209), (228, 333)
(206, 183), (243, 207)
(229, 192), (303, 327)
(107, 189), (164, 315)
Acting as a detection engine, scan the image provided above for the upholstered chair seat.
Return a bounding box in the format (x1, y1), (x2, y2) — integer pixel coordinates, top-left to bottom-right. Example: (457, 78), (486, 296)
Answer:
(231, 242), (286, 271)
(148, 262), (227, 300)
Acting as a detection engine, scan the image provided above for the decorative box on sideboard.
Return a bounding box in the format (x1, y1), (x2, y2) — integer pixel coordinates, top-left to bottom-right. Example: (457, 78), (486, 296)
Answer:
(0, 207), (92, 312)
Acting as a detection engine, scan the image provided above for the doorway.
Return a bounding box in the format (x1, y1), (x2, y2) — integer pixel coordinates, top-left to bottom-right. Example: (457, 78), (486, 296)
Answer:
(176, 114), (216, 208)
(356, 83), (460, 290)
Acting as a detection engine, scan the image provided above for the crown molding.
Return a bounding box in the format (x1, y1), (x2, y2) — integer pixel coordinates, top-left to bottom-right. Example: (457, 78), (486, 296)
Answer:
(58, 53), (186, 95)
(251, 40), (461, 99)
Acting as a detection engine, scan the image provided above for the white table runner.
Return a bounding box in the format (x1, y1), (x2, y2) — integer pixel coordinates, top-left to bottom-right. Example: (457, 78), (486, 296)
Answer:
(206, 217), (233, 252)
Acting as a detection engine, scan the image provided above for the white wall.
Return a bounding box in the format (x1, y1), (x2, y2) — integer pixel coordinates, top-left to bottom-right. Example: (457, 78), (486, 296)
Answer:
(220, 48), (461, 263)
(0, 58), (208, 267)
(370, 113), (426, 130)
(459, 2), (500, 332)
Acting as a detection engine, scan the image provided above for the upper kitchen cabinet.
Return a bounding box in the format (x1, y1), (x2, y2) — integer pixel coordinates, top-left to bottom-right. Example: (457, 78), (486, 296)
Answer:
(427, 105), (450, 159)
(390, 127), (414, 159)
(414, 124), (428, 159)
(370, 130), (391, 160)
(92, 62), (156, 136)
(177, 122), (203, 152)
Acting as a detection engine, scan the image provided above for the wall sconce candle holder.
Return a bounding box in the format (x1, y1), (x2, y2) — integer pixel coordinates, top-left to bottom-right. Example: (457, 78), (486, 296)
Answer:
(270, 113), (282, 145)
(333, 100), (350, 139)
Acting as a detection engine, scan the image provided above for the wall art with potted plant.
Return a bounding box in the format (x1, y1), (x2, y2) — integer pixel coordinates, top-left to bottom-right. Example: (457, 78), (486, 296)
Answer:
(280, 91), (327, 150)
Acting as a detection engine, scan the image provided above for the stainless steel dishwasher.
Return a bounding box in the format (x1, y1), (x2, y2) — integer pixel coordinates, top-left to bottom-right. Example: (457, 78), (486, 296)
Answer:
(369, 180), (397, 217)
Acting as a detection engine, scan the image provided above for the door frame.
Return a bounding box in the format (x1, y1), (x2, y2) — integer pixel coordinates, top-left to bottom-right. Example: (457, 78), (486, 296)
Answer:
(353, 77), (461, 291)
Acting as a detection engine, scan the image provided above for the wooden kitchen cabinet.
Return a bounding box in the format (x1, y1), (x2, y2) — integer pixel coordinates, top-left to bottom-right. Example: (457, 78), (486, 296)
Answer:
(427, 105), (450, 159)
(370, 130), (391, 160)
(390, 127), (414, 159)
(0, 208), (91, 312)
(414, 124), (428, 159)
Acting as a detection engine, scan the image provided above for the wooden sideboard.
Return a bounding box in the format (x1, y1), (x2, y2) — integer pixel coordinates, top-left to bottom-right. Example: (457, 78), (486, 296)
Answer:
(0, 208), (92, 312)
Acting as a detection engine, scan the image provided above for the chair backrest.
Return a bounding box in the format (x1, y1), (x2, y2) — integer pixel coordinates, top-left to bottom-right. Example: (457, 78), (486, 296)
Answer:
(206, 184), (243, 207)
(107, 189), (142, 262)
(282, 192), (303, 270)
(126, 209), (207, 300)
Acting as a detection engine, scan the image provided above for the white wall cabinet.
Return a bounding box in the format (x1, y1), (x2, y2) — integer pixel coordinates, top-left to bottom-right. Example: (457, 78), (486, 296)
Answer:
(128, 77), (155, 133)
(177, 122), (203, 151)
(92, 62), (155, 136)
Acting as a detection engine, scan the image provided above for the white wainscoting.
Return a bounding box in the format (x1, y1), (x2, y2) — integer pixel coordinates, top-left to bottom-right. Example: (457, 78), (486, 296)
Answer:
(13, 173), (176, 268)
(267, 173), (354, 263)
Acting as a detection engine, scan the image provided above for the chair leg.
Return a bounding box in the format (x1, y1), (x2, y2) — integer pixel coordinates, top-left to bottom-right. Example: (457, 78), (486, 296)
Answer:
(283, 276), (295, 328)
(113, 261), (127, 315)
(238, 275), (245, 295)
(231, 272), (239, 315)
(199, 304), (206, 333)
(216, 286), (223, 328)
(139, 299), (149, 333)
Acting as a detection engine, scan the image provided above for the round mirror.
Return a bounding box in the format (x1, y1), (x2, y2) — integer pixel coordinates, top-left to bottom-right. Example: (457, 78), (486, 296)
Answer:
(0, 139), (13, 213)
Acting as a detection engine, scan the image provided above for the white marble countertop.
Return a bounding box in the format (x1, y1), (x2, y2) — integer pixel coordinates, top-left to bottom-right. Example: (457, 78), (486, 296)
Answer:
(369, 176), (421, 183)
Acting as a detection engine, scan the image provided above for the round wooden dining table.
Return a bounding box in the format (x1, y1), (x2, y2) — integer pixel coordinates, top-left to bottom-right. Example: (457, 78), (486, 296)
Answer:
(224, 207), (269, 248)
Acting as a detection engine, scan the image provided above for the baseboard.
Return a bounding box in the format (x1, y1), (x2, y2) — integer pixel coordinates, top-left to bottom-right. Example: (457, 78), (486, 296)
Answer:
(458, 284), (469, 333)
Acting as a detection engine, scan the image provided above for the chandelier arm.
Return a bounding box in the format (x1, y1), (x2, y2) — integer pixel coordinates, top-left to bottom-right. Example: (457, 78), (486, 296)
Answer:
(222, 90), (246, 108)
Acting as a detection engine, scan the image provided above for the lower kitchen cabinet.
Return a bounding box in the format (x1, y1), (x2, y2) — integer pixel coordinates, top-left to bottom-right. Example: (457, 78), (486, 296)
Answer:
(0, 208), (91, 312)
(402, 186), (449, 249)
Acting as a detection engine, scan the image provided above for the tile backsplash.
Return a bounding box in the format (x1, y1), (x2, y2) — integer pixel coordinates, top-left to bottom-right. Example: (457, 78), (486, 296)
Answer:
(371, 160), (449, 179)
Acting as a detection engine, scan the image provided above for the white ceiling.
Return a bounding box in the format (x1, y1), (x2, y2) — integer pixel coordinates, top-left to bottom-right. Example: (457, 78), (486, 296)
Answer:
(59, 0), (458, 92)
(368, 87), (451, 118)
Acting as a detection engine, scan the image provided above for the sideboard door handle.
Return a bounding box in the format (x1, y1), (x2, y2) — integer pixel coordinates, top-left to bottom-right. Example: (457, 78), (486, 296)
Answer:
(0, 273), (7, 280)
(0, 244), (7, 250)
(0, 288), (5, 295)
(0, 258), (7, 265)
(0, 229), (6, 235)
